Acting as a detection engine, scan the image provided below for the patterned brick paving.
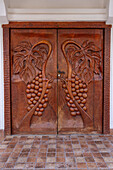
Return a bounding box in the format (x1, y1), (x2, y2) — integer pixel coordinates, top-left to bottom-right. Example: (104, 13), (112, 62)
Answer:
(0, 135), (113, 169)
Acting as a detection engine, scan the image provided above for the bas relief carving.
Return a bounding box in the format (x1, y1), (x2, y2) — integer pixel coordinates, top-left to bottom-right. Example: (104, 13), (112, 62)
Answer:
(61, 40), (102, 128)
(13, 40), (102, 130)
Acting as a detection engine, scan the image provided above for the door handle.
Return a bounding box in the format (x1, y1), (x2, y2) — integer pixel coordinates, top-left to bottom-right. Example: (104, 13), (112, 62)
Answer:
(58, 73), (61, 77)
(57, 70), (65, 78)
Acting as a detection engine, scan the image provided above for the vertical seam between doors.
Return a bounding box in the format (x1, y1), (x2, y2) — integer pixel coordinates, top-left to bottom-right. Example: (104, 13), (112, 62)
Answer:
(57, 29), (58, 134)
(93, 57), (95, 129)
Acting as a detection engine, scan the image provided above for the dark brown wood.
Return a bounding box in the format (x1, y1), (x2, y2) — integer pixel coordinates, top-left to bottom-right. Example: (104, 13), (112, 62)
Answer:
(11, 29), (57, 134)
(110, 129), (113, 135)
(103, 28), (111, 134)
(0, 130), (4, 138)
(0, 130), (4, 143)
(2, 22), (111, 29)
(3, 28), (11, 136)
(3, 22), (111, 135)
(58, 29), (103, 134)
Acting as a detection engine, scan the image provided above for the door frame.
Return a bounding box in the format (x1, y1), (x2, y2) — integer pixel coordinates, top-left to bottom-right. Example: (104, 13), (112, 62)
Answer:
(2, 22), (111, 135)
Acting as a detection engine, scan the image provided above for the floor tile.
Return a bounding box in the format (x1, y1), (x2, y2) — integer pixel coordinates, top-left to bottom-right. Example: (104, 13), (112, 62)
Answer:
(46, 162), (56, 169)
(107, 162), (113, 168)
(35, 162), (46, 168)
(27, 157), (37, 162)
(56, 157), (65, 162)
(0, 134), (113, 169)
(97, 162), (108, 168)
(14, 163), (25, 169)
(55, 162), (66, 169)
(76, 157), (86, 162)
(24, 162), (35, 168)
(87, 162), (97, 168)
(85, 156), (95, 162)
(77, 162), (87, 168)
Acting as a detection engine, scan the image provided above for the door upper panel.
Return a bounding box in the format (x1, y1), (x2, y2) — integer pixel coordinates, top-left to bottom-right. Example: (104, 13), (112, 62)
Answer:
(58, 29), (103, 134)
(11, 29), (57, 134)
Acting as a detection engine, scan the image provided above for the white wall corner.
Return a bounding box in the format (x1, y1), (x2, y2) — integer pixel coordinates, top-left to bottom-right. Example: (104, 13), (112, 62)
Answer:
(110, 25), (113, 129)
(106, 0), (113, 24)
(0, 25), (4, 130)
(0, 0), (9, 24)
(0, 0), (8, 130)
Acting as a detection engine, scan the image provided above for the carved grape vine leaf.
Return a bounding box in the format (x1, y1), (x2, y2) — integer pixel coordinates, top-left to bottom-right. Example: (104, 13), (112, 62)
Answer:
(13, 41), (32, 74)
(65, 40), (102, 84)
(13, 41), (51, 84)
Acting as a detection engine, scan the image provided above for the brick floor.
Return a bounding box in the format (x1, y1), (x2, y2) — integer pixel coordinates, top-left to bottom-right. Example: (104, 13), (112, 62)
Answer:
(0, 134), (113, 169)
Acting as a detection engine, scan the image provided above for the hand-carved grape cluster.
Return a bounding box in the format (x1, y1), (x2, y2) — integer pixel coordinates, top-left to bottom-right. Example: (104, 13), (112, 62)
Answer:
(26, 70), (52, 116)
(62, 73), (87, 116)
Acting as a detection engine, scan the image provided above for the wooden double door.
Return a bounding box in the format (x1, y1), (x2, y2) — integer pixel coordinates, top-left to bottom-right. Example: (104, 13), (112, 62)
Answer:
(11, 28), (103, 134)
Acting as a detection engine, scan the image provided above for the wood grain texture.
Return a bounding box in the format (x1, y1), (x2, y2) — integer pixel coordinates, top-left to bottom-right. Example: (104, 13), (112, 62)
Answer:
(0, 130), (4, 138)
(103, 28), (111, 134)
(3, 28), (11, 136)
(110, 129), (113, 135)
(2, 22), (111, 29)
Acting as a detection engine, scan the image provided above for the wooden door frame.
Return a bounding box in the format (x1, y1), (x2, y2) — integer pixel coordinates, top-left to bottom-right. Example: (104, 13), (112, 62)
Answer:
(2, 22), (111, 135)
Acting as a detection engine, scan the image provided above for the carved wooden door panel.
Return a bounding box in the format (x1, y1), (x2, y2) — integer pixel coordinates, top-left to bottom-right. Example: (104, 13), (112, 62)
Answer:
(11, 28), (103, 134)
(11, 29), (57, 134)
(58, 29), (103, 134)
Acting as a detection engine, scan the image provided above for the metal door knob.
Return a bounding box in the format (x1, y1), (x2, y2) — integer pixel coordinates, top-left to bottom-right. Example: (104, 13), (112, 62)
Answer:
(58, 74), (61, 77)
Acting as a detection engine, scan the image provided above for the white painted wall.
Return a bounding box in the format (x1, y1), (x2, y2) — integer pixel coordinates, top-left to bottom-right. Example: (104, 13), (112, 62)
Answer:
(8, 0), (107, 9)
(6, 0), (107, 21)
(0, 25), (4, 130)
(110, 25), (113, 128)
